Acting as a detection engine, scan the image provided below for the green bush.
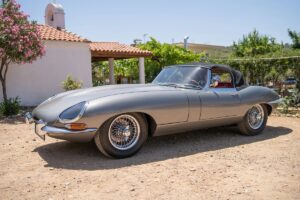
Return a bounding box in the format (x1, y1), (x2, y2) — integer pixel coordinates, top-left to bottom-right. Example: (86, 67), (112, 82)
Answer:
(62, 75), (83, 91)
(280, 89), (300, 113)
(0, 97), (21, 116)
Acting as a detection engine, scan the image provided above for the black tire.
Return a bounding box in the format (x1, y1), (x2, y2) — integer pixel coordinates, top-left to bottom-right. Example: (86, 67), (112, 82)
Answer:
(94, 113), (148, 158)
(238, 104), (268, 136)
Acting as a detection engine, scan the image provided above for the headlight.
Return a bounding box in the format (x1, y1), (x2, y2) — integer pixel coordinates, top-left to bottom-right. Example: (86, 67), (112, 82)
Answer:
(58, 101), (88, 123)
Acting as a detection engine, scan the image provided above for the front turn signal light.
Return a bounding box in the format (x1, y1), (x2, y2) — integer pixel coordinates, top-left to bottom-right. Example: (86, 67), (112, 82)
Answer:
(65, 123), (87, 130)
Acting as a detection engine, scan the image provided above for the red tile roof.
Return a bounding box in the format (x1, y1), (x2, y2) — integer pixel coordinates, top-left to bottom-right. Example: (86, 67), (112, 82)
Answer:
(37, 24), (89, 43)
(90, 42), (152, 59)
(36, 25), (152, 59)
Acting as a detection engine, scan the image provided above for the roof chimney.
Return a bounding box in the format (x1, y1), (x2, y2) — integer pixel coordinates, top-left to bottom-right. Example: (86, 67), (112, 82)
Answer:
(184, 36), (189, 50)
(45, 3), (65, 29)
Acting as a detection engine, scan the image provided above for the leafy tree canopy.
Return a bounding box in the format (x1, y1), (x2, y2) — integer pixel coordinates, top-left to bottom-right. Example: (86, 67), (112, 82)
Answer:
(93, 37), (205, 84)
(232, 29), (281, 57)
(288, 29), (300, 49)
(139, 37), (205, 82)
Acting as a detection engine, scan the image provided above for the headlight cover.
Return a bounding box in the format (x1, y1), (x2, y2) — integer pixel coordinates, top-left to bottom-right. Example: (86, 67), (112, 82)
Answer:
(58, 101), (88, 123)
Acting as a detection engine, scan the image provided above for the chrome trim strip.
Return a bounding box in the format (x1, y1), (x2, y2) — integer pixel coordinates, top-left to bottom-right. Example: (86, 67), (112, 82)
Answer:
(268, 98), (283, 104)
(204, 68), (211, 89)
(211, 88), (238, 93)
(41, 125), (97, 134)
(58, 101), (89, 124)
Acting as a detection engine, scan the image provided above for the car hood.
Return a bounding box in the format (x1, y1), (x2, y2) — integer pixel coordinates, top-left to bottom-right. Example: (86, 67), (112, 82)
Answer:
(33, 84), (177, 123)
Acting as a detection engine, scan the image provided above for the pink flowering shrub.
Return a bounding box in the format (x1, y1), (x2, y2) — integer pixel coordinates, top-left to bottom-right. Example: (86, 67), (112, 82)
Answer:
(0, 0), (45, 101)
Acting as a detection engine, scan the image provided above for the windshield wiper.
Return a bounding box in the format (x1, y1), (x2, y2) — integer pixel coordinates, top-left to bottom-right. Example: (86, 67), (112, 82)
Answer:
(158, 83), (180, 88)
(158, 83), (202, 89)
(182, 83), (202, 89)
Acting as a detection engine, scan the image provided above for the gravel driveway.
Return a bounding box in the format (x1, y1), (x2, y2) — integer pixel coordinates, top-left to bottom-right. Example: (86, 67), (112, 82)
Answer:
(0, 116), (299, 200)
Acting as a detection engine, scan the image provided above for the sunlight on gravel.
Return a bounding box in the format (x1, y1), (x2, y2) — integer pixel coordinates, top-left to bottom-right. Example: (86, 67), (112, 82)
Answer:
(0, 116), (299, 200)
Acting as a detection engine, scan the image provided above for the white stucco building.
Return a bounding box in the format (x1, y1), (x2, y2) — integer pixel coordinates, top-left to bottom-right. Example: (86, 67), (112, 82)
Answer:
(0, 24), (93, 106)
(0, 3), (151, 106)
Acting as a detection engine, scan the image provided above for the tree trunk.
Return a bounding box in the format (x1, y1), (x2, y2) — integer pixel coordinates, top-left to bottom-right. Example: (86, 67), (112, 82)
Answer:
(296, 67), (300, 91)
(0, 79), (7, 101)
(0, 59), (9, 102)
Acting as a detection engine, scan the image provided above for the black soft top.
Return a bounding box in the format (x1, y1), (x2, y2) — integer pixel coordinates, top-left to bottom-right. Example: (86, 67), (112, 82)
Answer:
(172, 62), (247, 87)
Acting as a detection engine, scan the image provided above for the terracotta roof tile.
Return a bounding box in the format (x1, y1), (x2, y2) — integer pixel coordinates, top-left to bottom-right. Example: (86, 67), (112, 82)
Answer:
(37, 24), (89, 43)
(36, 25), (152, 58)
(89, 42), (152, 58)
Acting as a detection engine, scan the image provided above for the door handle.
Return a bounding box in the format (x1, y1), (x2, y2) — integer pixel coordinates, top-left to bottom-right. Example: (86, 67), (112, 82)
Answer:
(231, 93), (238, 97)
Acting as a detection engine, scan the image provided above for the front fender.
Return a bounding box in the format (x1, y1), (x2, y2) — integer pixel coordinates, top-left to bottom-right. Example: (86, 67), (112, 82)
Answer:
(78, 90), (189, 128)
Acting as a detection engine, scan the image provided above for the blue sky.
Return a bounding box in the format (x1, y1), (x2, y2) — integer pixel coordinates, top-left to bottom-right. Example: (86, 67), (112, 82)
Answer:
(18, 0), (300, 46)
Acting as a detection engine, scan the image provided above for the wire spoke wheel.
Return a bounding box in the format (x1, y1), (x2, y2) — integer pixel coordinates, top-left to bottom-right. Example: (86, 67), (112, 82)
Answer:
(108, 115), (140, 151)
(247, 104), (265, 129)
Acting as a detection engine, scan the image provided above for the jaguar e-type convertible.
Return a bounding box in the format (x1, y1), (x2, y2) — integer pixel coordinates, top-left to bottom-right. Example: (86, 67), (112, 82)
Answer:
(26, 63), (281, 158)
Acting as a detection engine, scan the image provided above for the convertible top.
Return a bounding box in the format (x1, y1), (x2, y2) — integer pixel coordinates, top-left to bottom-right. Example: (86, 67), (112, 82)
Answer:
(172, 62), (247, 87)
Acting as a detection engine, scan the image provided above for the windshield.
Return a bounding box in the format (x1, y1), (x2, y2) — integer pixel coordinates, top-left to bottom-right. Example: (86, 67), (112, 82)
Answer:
(152, 66), (207, 89)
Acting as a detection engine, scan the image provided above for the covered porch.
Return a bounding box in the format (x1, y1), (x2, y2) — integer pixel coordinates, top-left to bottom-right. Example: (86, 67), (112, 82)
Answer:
(90, 42), (152, 84)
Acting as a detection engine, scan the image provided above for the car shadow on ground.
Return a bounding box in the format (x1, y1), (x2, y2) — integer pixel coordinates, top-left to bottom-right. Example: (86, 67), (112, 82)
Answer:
(34, 125), (292, 170)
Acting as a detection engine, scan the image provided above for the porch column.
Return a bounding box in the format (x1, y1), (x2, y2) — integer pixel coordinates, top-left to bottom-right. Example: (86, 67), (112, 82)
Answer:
(138, 57), (145, 84)
(108, 58), (115, 84)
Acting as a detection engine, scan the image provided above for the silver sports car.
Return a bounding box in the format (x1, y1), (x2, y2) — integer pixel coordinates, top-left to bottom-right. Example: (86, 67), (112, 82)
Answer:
(26, 63), (281, 158)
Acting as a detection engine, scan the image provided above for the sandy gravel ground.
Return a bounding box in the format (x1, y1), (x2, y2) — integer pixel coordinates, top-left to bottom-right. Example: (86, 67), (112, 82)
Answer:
(0, 116), (299, 200)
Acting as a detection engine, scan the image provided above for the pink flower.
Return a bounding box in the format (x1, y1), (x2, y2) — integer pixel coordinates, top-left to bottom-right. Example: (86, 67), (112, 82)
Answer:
(0, 0), (45, 64)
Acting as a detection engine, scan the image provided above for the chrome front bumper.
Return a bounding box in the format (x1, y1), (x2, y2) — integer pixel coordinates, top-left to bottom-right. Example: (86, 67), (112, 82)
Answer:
(25, 112), (97, 142)
(25, 112), (47, 140)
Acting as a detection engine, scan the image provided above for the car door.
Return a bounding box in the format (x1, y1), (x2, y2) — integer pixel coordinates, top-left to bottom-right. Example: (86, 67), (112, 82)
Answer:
(200, 67), (241, 120)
